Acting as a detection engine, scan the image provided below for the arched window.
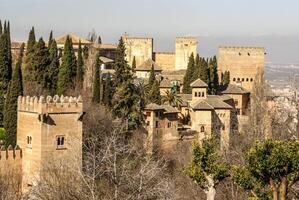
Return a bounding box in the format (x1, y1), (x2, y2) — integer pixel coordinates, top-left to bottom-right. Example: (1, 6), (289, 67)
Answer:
(56, 135), (66, 149)
(202, 92), (205, 97)
(200, 126), (205, 133)
(250, 78), (253, 82)
(241, 78), (244, 82)
(233, 78), (236, 81)
(195, 92), (197, 97)
(198, 92), (201, 97)
(246, 78), (249, 82)
(237, 78), (240, 81)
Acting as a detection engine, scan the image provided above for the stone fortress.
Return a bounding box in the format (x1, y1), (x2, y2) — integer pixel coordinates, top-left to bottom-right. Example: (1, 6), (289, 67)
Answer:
(123, 34), (198, 71)
(0, 95), (83, 193)
(6, 32), (266, 192)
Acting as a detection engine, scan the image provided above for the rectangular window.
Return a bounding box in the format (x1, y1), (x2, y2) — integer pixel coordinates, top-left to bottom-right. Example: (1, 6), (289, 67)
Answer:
(234, 100), (239, 106)
(146, 121), (150, 126)
(26, 136), (32, 148)
(146, 112), (151, 117)
(155, 121), (159, 128)
(56, 135), (66, 150)
(202, 92), (205, 97)
(167, 122), (171, 128)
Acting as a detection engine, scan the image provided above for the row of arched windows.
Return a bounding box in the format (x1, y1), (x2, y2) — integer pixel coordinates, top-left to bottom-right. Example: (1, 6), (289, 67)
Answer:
(195, 92), (205, 97)
(232, 78), (253, 82)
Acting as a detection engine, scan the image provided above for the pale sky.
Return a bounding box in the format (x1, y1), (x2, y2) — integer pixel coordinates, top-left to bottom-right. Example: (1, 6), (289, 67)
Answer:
(1, 0), (299, 63)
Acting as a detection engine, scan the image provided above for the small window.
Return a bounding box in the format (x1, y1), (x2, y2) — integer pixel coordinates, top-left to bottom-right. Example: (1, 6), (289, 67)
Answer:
(233, 78), (236, 81)
(155, 121), (159, 128)
(239, 52), (241, 56)
(250, 78), (253, 82)
(237, 78), (240, 81)
(247, 52), (250, 56)
(200, 126), (205, 133)
(27, 136), (32, 148)
(198, 92), (201, 97)
(202, 92), (205, 97)
(146, 121), (150, 126)
(246, 78), (249, 82)
(167, 122), (172, 128)
(222, 126), (225, 131)
(241, 78), (244, 82)
(234, 100), (239, 106)
(56, 135), (66, 149)
(146, 112), (151, 117)
(195, 92), (197, 97)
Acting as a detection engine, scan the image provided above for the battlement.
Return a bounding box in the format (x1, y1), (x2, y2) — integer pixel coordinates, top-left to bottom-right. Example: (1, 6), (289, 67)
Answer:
(0, 145), (22, 160)
(17, 95), (83, 114)
(219, 46), (265, 53)
(176, 36), (197, 40)
(154, 52), (175, 55)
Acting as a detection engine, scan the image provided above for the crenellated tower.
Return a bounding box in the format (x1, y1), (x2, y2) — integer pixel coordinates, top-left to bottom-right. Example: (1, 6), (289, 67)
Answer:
(17, 95), (83, 192)
(175, 37), (198, 70)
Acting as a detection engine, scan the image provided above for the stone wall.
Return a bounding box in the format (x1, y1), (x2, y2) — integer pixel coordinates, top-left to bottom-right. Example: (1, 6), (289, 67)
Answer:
(153, 52), (175, 71)
(218, 46), (265, 91)
(17, 95), (83, 192)
(175, 37), (198, 70)
(123, 36), (153, 67)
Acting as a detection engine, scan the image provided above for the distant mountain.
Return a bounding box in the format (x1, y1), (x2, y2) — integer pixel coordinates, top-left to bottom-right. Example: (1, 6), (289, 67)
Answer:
(265, 63), (299, 84)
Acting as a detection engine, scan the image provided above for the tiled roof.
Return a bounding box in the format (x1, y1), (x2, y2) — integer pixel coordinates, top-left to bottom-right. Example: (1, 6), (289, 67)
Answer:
(136, 59), (162, 71)
(56, 34), (91, 45)
(190, 78), (208, 88)
(191, 95), (233, 110)
(221, 84), (250, 94)
(144, 103), (164, 110)
(162, 105), (180, 113)
(178, 94), (192, 107)
(159, 78), (172, 88)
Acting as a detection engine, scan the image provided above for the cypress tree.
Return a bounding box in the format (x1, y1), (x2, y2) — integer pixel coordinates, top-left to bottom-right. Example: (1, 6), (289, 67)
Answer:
(83, 45), (89, 60)
(44, 39), (59, 95)
(92, 53), (101, 103)
(182, 53), (195, 94)
(193, 53), (200, 81)
(6, 21), (11, 69)
(198, 57), (209, 84)
(76, 40), (84, 90)
(97, 35), (102, 44)
(148, 64), (155, 87)
(209, 56), (219, 95)
(26, 27), (36, 54)
(35, 38), (50, 87)
(148, 79), (161, 105)
(3, 43), (24, 146)
(103, 73), (112, 107)
(48, 30), (53, 47)
(0, 31), (11, 126)
(0, 20), (2, 35)
(57, 36), (77, 95)
(132, 56), (136, 72)
(113, 37), (132, 87)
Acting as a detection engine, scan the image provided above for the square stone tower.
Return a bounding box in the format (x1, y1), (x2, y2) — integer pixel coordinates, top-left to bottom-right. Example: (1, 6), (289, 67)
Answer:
(17, 95), (83, 191)
(175, 37), (198, 70)
(123, 34), (153, 67)
(218, 46), (265, 91)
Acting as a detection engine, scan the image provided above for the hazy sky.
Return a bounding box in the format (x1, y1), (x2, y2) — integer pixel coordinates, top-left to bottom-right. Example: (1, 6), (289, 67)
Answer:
(1, 0), (299, 63)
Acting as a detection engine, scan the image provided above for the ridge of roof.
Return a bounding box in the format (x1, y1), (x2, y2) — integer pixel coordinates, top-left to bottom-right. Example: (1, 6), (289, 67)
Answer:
(190, 78), (208, 88)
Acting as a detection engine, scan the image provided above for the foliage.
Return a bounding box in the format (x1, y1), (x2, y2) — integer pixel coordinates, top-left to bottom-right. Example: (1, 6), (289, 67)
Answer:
(132, 56), (136, 72)
(182, 53), (195, 94)
(3, 44), (24, 146)
(148, 64), (155, 87)
(234, 140), (299, 200)
(208, 56), (219, 95)
(162, 89), (182, 108)
(147, 79), (162, 105)
(57, 36), (77, 95)
(102, 73), (113, 107)
(76, 40), (84, 91)
(185, 137), (229, 189)
(92, 53), (101, 104)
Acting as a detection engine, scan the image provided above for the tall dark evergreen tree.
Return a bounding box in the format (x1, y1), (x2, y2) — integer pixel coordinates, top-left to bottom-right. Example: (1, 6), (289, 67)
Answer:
(221, 71), (230, 88)
(48, 30), (53, 47)
(198, 57), (209, 84)
(113, 37), (132, 87)
(132, 56), (136, 72)
(6, 21), (11, 69)
(97, 35), (102, 44)
(148, 64), (155, 87)
(193, 53), (200, 81)
(0, 29), (12, 126)
(76, 40), (84, 90)
(209, 56), (219, 95)
(112, 37), (143, 129)
(26, 27), (36, 54)
(0, 20), (2, 35)
(57, 36), (77, 95)
(3, 43), (24, 146)
(44, 39), (59, 95)
(103, 73), (112, 107)
(182, 53), (195, 94)
(92, 53), (101, 104)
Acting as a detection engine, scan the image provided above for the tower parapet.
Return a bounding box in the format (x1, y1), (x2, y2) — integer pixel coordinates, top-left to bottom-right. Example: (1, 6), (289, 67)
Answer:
(0, 145), (22, 160)
(175, 37), (198, 70)
(17, 95), (83, 114)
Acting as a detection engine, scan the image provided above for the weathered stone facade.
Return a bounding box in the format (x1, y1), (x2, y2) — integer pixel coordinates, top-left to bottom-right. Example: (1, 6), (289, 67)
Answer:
(175, 37), (198, 70)
(218, 46), (265, 91)
(0, 95), (83, 193)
